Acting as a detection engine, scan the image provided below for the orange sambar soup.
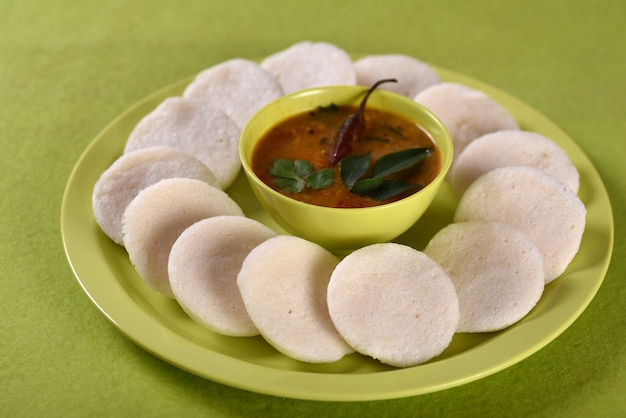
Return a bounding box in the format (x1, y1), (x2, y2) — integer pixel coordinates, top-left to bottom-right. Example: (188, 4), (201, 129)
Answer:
(251, 104), (441, 208)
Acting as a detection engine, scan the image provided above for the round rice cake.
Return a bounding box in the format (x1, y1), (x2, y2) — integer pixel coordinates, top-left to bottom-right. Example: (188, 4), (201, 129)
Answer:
(451, 130), (579, 196)
(354, 54), (440, 97)
(92, 146), (219, 245)
(327, 243), (459, 368)
(168, 216), (277, 336)
(183, 58), (284, 129)
(237, 235), (353, 363)
(454, 166), (586, 283)
(260, 41), (355, 94)
(122, 178), (244, 297)
(124, 97), (241, 189)
(414, 82), (519, 162)
(424, 220), (545, 333)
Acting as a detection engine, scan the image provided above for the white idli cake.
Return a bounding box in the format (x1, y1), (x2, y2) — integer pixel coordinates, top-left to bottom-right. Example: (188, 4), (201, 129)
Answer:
(414, 82), (519, 162)
(92, 146), (219, 245)
(260, 41), (356, 94)
(168, 216), (277, 337)
(424, 220), (545, 333)
(454, 166), (586, 283)
(327, 243), (459, 368)
(450, 130), (580, 196)
(354, 54), (440, 98)
(122, 178), (244, 298)
(237, 235), (353, 363)
(124, 97), (241, 189)
(183, 58), (284, 129)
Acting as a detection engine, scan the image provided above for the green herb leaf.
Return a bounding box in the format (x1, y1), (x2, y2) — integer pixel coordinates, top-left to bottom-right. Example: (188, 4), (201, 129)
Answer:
(269, 158), (334, 193)
(294, 159), (314, 177)
(274, 177), (306, 193)
(269, 158), (297, 178)
(372, 147), (430, 178)
(306, 168), (335, 190)
(340, 153), (371, 188)
(351, 178), (418, 201)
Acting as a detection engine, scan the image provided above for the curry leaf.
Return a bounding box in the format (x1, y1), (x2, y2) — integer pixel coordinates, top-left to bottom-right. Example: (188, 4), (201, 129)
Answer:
(372, 147), (430, 178)
(340, 153), (371, 188)
(351, 177), (418, 201)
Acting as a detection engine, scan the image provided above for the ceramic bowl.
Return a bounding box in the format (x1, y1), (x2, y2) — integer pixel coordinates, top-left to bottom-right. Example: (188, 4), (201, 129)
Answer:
(239, 85), (453, 253)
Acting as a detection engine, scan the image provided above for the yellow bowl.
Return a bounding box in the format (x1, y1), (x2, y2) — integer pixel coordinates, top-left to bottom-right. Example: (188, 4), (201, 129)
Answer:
(239, 85), (453, 253)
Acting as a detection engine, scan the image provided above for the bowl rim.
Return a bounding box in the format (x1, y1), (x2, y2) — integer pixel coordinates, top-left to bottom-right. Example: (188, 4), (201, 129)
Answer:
(239, 84), (453, 213)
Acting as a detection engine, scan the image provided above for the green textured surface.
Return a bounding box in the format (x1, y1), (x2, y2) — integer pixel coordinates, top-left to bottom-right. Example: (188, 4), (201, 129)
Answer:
(2, 0), (624, 416)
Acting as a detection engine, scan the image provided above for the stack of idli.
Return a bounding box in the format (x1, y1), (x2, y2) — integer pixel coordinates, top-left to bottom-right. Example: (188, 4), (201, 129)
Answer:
(238, 235), (354, 363)
(121, 178), (244, 297)
(450, 130), (579, 197)
(169, 216), (277, 336)
(424, 220), (545, 333)
(260, 41), (356, 94)
(327, 243), (459, 367)
(414, 82), (520, 163)
(92, 146), (219, 245)
(183, 58), (284, 129)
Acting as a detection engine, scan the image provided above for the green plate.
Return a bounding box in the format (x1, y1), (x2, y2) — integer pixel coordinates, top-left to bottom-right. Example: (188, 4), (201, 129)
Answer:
(61, 66), (614, 401)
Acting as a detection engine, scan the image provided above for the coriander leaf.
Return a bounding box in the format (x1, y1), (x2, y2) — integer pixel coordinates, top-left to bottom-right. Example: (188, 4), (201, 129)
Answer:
(351, 178), (418, 201)
(274, 177), (306, 193)
(372, 147), (430, 179)
(294, 159), (314, 177)
(269, 158), (334, 193)
(340, 153), (371, 188)
(269, 158), (298, 179)
(306, 168), (335, 190)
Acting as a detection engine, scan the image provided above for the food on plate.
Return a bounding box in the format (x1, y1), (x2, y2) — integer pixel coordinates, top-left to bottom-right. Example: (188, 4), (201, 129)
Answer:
(121, 178), (244, 297)
(237, 235), (353, 363)
(88, 41), (590, 368)
(260, 41), (356, 94)
(183, 58), (284, 129)
(454, 166), (586, 283)
(354, 54), (440, 98)
(424, 220), (545, 332)
(251, 81), (441, 208)
(92, 146), (219, 245)
(327, 243), (459, 367)
(414, 82), (519, 162)
(168, 216), (277, 337)
(450, 130), (580, 196)
(124, 97), (241, 189)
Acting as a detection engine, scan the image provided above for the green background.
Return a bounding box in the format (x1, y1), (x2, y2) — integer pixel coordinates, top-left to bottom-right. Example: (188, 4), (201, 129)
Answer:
(1, 0), (624, 416)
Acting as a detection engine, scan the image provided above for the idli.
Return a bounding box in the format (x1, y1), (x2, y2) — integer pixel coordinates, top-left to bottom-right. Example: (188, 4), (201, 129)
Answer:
(237, 235), (353, 363)
(354, 54), (440, 97)
(451, 130), (579, 196)
(414, 82), (519, 162)
(260, 41), (355, 94)
(327, 243), (459, 368)
(124, 97), (241, 189)
(424, 220), (545, 333)
(168, 216), (277, 337)
(454, 166), (586, 283)
(92, 146), (218, 245)
(122, 178), (244, 297)
(183, 58), (284, 129)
